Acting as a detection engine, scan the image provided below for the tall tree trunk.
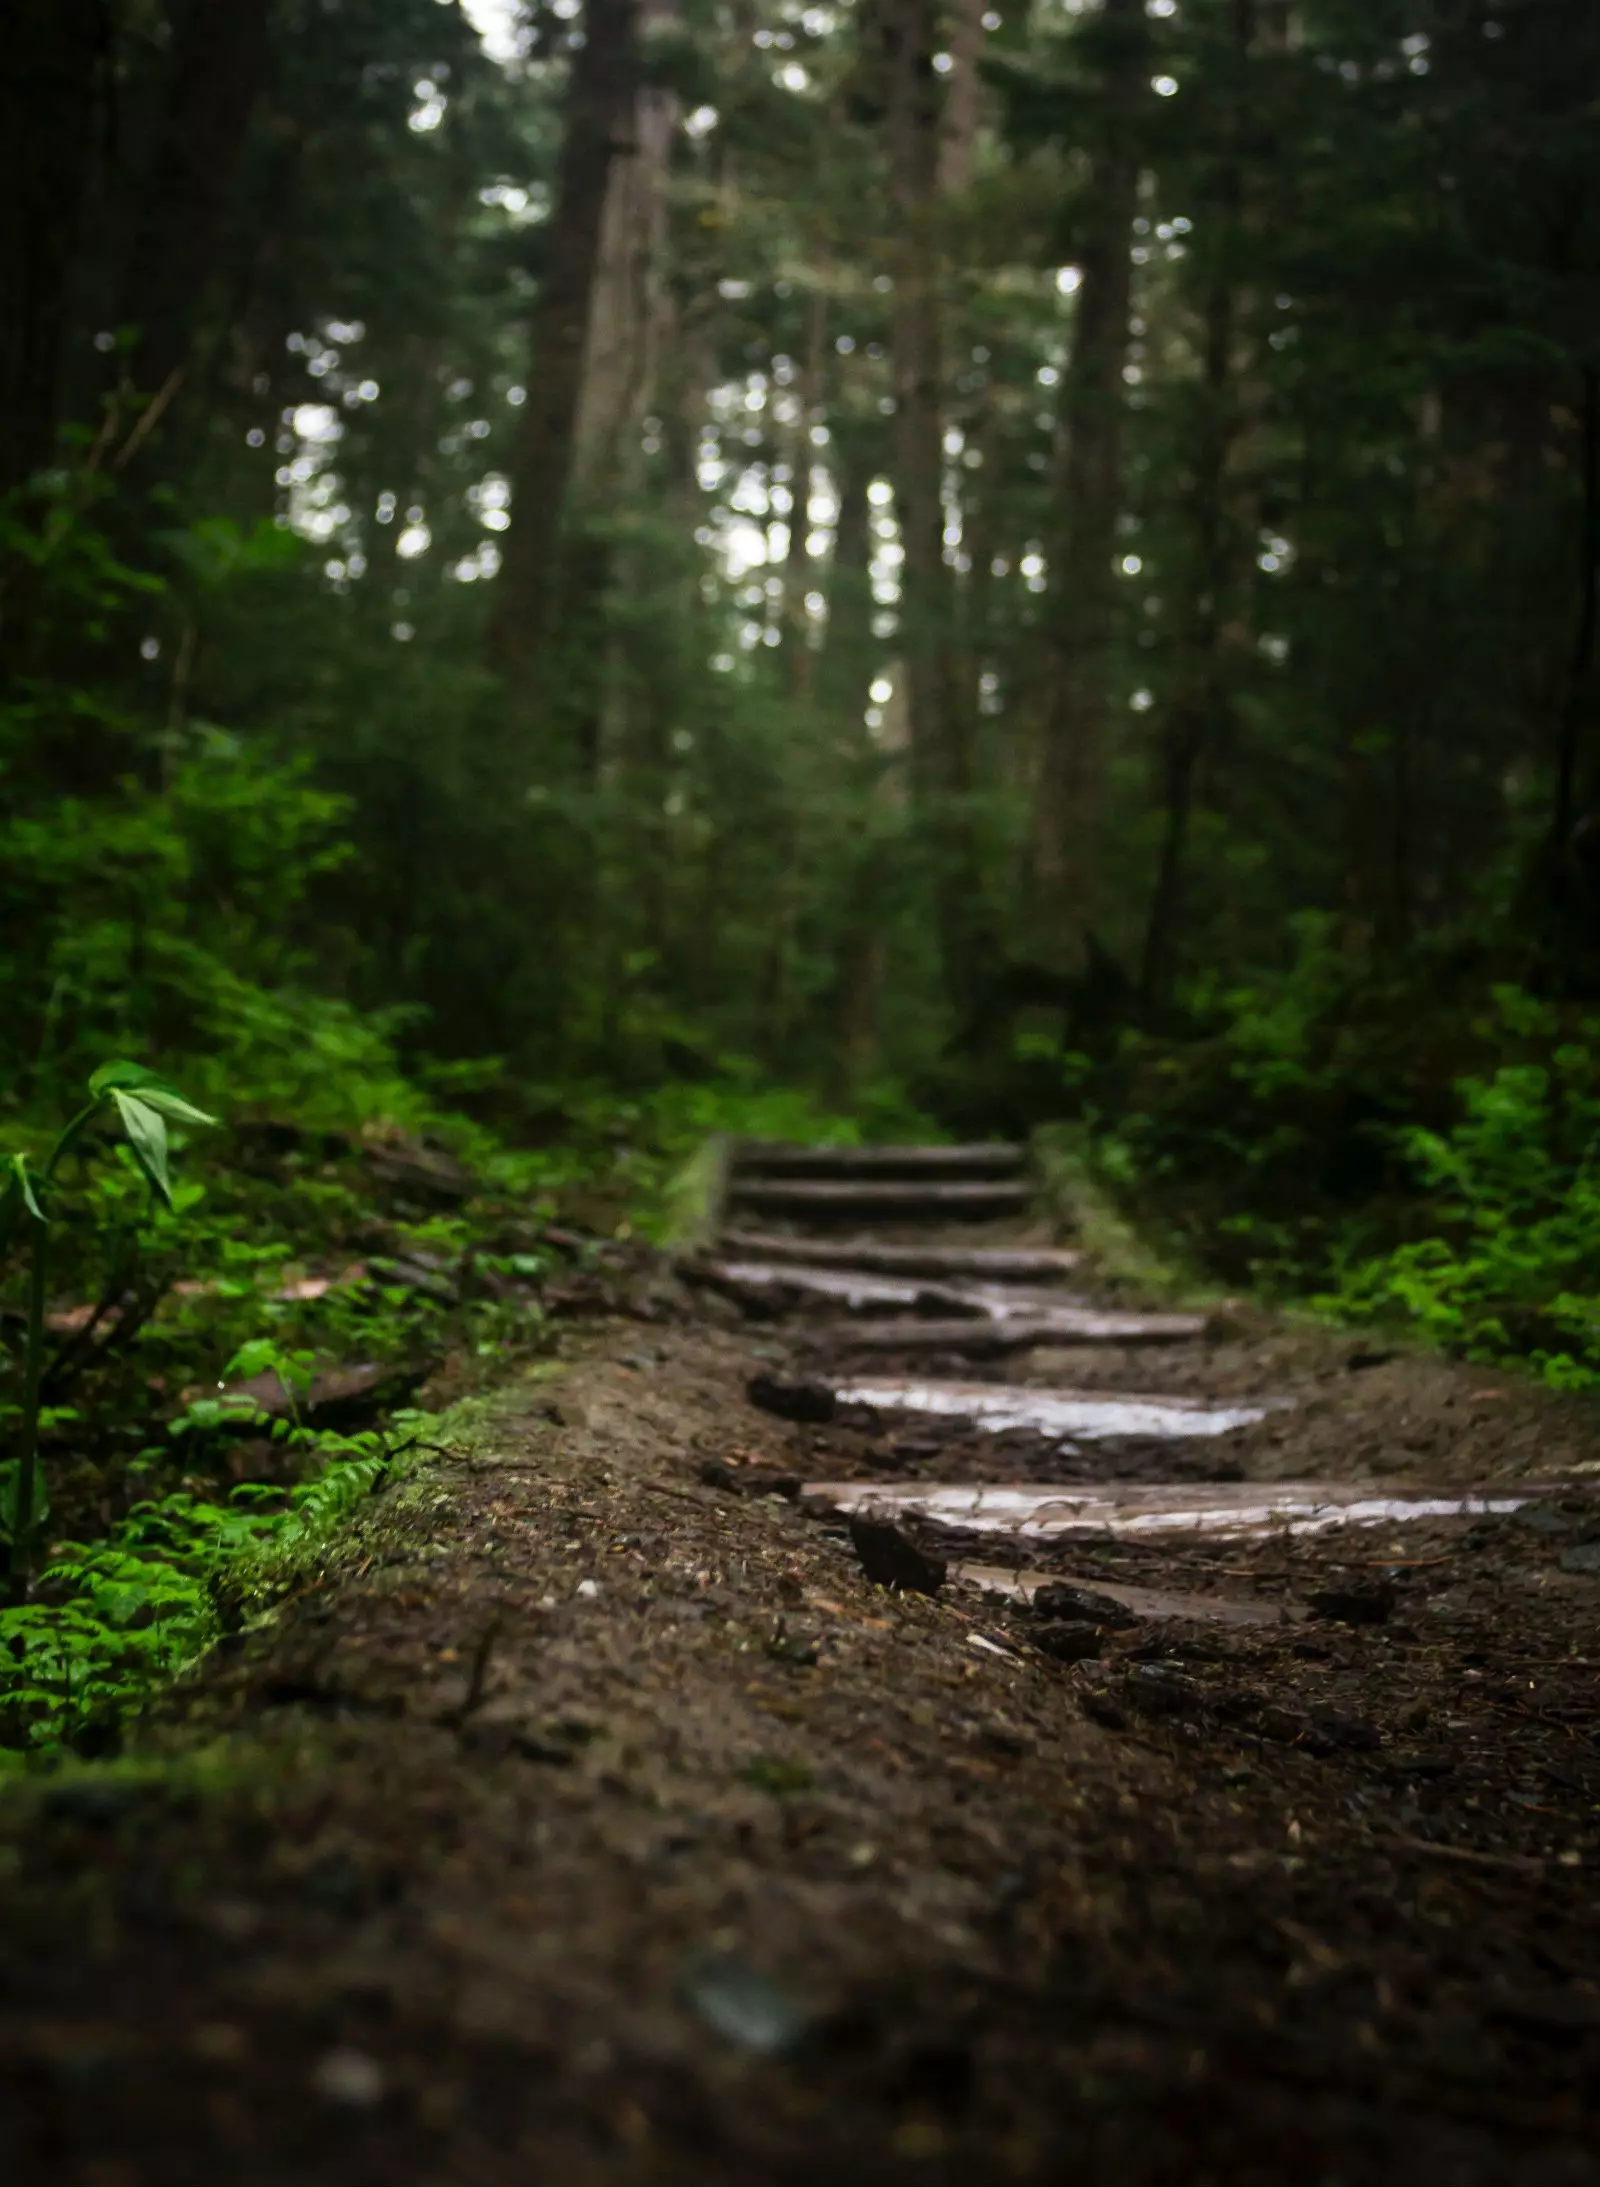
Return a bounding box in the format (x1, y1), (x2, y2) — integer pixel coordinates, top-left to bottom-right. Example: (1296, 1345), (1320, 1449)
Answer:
(115, 0), (272, 409)
(783, 290), (828, 698)
(1138, 270), (1236, 1005)
(886, 0), (949, 798)
(885, 0), (981, 1017)
(490, 0), (641, 699)
(1030, 0), (1145, 973)
(571, 3), (679, 501)
(821, 443), (874, 717)
(1553, 365), (1600, 855)
(0, 0), (104, 500)
(938, 0), (990, 194)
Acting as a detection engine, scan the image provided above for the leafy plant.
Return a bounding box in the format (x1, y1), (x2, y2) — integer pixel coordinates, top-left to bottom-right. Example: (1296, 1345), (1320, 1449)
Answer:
(1317, 1010), (1600, 1386)
(2, 1061), (215, 1595)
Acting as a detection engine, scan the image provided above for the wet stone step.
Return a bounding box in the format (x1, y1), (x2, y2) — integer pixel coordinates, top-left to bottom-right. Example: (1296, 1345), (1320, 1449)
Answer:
(732, 1141), (1025, 1179)
(726, 1178), (1034, 1220)
(717, 1232), (1083, 1282)
(826, 1379), (1278, 1441)
(809, 1308), (1210, 1353)
(801, 1478), (1537, 1542)
(689, 1258), (1087, 1321)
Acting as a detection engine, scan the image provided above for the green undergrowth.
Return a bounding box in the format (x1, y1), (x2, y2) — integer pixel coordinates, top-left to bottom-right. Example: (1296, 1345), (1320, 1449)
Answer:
(1075, 931), (1600, 1390)
(0, 1034), (928, 1760)
(1034, 1125), (1220, 1310)
(0, 1416), (416, 1764)
(0, 1377), (527, 1791)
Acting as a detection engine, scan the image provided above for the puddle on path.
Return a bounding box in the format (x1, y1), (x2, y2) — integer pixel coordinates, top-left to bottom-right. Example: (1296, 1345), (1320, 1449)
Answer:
(803, 1478), (1534, 1540)
(834, 1380), (1274, 1439)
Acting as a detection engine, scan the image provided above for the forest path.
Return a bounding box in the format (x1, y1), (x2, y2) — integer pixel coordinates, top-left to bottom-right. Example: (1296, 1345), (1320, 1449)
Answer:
(4, 1142), (1600, 2185)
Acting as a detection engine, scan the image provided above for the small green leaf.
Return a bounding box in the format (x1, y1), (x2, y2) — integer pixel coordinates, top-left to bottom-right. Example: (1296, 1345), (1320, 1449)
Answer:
(127, 1086), (217, 1127)
(110, 1090), (173, 1206)
(10, 1154), (44, 1223)
(89, 1061), (216, 1127)
(89, 1060), (164, 1097)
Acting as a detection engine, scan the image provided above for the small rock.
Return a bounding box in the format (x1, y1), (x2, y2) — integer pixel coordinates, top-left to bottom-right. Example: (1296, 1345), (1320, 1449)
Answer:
(975, 1717), (1034, 1758)
(311, 2047), (386, 2107)
(681, 1951), (807, 2055)
(699, 1459), (740, 1491)
(1080, 1688), (1128, 1731)
(576, 1578), (600, 1600)
(848, 1515), (946, 1594)
(1307, 1578), (1396, 1626)
(40, 1780), (137, 1828)
(1304, 1707), (1383, 1755)
(1032, 1620), (1104, 1664)
(747, 1372), (837, 1424)
(1381, 1749), (1456, 1781)
(1558, 1542), (1600, 1575)
(1031, 1582), (1136, 1627)
(1121, 1664), (1206, 1720)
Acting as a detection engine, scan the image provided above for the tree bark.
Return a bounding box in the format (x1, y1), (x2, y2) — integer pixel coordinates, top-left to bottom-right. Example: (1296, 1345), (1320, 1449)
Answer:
(1553, 364), (1599, 856)
(885, 0), (986, 1018)
(938, 0), (990, 194)
(1029, 0), (1145, 973)
(490, 0), (641, 699)
(1138, 269), (1237, 1005)
(0, 0), (104, 499)
(571, 4), (679, 502)
(783, 290), (828, 698)
(885, 0), (950, 801)
(115, 0), (273, 408)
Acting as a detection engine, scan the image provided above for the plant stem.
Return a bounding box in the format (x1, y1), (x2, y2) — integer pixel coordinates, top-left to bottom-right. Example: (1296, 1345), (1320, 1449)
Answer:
(9, 1221), (48, 1601)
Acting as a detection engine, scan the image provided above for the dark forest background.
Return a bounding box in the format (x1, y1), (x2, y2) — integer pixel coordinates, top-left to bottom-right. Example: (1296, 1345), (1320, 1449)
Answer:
(5, 0), (1600, 1386)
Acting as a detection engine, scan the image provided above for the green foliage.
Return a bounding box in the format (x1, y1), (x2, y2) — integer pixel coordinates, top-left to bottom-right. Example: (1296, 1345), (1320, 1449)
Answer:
(0, 1431), (398, 1752)
(2, 1060), (215, 1591)
(1317, 999), (1600, 1387)
(1090, 963), (1600, 1390)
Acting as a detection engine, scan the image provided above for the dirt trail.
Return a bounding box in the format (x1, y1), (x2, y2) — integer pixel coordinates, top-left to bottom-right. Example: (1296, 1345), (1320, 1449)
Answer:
(3, 1141), (1600, 2185)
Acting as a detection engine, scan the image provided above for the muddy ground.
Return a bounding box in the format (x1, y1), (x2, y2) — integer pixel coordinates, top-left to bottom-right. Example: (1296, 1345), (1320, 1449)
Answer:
(1, 1249), (1598, 2186)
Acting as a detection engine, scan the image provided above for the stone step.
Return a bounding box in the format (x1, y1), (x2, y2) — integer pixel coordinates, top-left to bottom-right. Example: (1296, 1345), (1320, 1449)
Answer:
(726, 1178), (1033, 1222)
(688, 1257), (1086, 1321)
(809, 1307), (1210, 1353)
(827, 1379), (1275, 1440)
(732, 1141), (1024, 1180)
(716, 1232), (1082, 1282)
(802, 1478), (1537, 1541)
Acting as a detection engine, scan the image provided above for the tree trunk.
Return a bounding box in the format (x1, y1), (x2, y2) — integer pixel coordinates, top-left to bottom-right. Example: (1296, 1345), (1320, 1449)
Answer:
(1029, 0), (1145, 973)
(490, 0), (641, 699)
(1553, 364), (1600, 855)
(115, 0), (273, 410)
(938, 0), (990, 194)
(886, 0), (949, 800)
(783, 290), (828, 698)
(885, 0), (984, 1018)
(0, 0), (104, 500)
(1139, 270), (1237, 1006)
(571, 5), (679, 502)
